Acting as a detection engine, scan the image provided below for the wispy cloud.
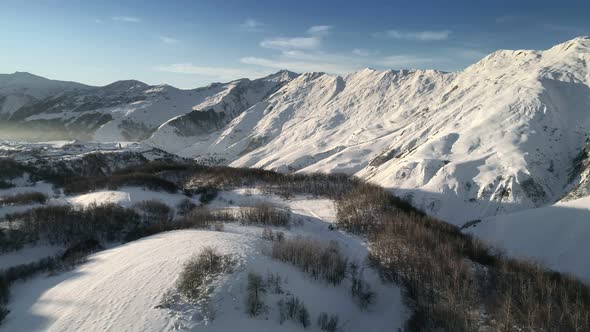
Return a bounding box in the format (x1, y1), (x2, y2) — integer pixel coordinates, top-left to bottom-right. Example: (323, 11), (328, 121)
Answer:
(246, 25), (451, 74)
(159, 36), (179, 44)
(111, 16), (141, 23)
(260, 36), (321, 50)
(154, 63), (272, 80)
(240, 18), (265, 32)
(260, 25), (333, 51)
(307, 25), (333, 36)
(352, 48), (377, 56)
(376, 29), (451, 41)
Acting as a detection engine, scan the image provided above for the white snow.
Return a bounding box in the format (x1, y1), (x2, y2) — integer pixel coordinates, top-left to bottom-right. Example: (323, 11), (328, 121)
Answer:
(63, 187), (193, 210)
(468, 195), (590, 281)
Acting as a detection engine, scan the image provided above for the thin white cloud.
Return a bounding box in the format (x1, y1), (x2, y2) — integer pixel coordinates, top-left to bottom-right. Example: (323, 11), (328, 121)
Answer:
(248, 24), (446, 74)
(159, 36), (179, 44)
(377, 29), (451, 41)
(240, 18), (265, 31)
(307, 25), (333, 36)
(260, 25), (335, 51)
(352, 48), (376, 56)
(112, 16), (141, 23)
(260, 36), (321, 51)
(154, 63), (272, 80)
(93, 18), (103, 24)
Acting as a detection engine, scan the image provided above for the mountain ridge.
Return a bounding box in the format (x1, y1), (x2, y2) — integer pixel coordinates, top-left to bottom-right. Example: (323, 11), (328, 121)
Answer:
(2, 37), (590, 223)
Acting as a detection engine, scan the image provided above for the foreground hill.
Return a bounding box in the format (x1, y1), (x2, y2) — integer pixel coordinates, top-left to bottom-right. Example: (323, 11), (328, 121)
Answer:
(2, 153), (590, 331)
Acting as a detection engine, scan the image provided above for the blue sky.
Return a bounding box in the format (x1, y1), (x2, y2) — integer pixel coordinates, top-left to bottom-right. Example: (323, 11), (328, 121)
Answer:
(1, 0), (588, 88)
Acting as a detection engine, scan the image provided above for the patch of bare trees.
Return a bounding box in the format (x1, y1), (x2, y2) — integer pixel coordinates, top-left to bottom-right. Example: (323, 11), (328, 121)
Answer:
(337, 183), (590, 331)
(240, 203), (290, 227)
(271, 237), (348, 286)
(176, 247), (235, 301)
(0, 192), (47, 206)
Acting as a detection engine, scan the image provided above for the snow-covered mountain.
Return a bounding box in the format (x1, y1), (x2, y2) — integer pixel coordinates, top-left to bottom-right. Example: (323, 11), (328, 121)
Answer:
(177, 37), (590, 223)
(2, 37), (590, 223)
(0, 72), (91, 119)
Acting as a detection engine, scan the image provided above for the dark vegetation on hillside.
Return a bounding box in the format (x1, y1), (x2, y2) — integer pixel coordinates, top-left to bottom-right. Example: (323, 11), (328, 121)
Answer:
(0, 192), (47, 205)
(1, 156), (589, 330)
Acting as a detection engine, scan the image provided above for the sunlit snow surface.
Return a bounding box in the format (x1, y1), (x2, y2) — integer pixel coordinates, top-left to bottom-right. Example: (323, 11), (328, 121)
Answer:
(0, 190), (406, 331)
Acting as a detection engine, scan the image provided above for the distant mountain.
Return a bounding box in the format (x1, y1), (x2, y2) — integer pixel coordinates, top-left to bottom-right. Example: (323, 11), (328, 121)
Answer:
(0, 70), (297, 141)
(2, 37), (590, 223)
(0, 72), (91, 118)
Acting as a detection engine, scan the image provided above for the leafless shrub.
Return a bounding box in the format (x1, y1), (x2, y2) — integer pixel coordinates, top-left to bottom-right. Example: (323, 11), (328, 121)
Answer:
(275, 231), (285, 242)
(317, 312), (340, 332)
(134, 200), (172, 223)
(240, 203), (290, 227)
(210, 209), (237, 222)
(63, 173), (178, 195)
(176, 247), (235, 301)
(266, 272), (284, 294)
(0, 192), (47, 206)
(176, 198), (196, 216)
(278, 295), (310, 328)
(271, 237), (347, 286)
(5, 204), (141, 245)
(246, 272), (267, 317)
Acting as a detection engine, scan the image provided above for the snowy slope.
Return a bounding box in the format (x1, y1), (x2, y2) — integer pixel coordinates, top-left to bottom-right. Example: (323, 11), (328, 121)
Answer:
(467, 195), (590, 281)
(177, 37), (590, 223)
(148, 70), (297, 154)
(1, 192), (406, 332)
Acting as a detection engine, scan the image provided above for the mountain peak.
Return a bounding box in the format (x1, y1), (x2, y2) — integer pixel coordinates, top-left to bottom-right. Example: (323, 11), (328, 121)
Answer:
(101, 79), (149, 92)
(262, 69), (299, 82)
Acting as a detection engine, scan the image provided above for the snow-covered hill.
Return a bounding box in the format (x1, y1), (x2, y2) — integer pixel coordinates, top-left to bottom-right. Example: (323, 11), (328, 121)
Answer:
(0, 190), (405, 332)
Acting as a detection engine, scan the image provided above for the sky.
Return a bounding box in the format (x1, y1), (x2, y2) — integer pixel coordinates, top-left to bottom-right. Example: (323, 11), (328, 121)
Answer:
(0, 0), (589, 88)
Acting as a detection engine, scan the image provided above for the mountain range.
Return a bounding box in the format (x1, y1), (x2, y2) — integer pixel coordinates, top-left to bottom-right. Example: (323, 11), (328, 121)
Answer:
(2, 36), (590, 224)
